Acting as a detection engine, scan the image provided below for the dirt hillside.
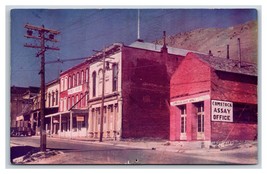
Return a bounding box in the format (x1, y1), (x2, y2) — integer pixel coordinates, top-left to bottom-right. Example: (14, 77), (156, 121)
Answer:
(155, 20), (258, 63)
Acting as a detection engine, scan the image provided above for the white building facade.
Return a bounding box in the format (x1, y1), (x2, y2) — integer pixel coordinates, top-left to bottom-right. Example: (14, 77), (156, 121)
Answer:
(88, 44), (123, 140)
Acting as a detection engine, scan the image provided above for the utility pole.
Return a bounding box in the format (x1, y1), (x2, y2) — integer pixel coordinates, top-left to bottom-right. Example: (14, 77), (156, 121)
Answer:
(99, 48), (106, 142)
(24, 24), (60, 151)
(93, 48), (116, 142)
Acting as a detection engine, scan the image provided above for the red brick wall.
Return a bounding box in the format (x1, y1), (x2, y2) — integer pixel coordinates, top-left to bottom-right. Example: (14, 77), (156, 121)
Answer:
(211, 122), (257, 141)
(170, 53), (211, 99)
(211, 70), (257, 104)
(170, 106), (180, 140)
(210, 68), (257, 141)
(121, 46), (180, 139)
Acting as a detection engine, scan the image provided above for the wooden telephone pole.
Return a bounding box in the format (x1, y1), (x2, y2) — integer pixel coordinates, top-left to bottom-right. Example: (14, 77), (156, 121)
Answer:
(24, 24), (60, 151)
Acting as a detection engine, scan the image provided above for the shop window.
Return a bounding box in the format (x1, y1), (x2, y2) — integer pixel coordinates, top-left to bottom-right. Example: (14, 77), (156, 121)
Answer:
(196, 102), (204, 132)
(180, 105), (186, 133)
(233, 103), (257, 123)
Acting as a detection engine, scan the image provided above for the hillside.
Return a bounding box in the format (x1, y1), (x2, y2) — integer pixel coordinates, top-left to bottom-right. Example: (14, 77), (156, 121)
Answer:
(155, 20), (258, 63)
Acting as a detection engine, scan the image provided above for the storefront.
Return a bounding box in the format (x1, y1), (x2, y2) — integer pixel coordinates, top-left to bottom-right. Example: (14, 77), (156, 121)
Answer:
(170, 52), (257, 144)
(45, 109), (88, 138)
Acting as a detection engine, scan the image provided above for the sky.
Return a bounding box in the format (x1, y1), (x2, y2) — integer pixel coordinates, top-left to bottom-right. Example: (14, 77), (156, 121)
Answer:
(10, 8), (257, 87)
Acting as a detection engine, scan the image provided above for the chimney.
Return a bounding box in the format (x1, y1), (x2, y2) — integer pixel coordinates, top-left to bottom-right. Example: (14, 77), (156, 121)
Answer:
(227, 44), (230, 59)
(238, 38), (241, 68)
(161, 31), (168, 53)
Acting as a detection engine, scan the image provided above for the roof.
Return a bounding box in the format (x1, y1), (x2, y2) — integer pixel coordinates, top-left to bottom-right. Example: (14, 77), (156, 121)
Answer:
(60, 60), (89, 76)
(46, 78), (59, 87)
(129, 41), (203, 56)
(192, 53), (257, 76)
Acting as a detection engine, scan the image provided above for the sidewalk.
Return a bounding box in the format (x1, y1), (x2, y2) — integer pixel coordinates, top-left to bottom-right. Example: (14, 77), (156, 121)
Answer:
(65, 137), (258, 164)
(67, 136), (257, 153)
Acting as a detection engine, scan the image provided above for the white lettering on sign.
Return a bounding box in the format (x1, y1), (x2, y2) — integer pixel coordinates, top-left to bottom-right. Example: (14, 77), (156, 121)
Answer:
(170, 95), (210, 106)
(68, 85), (82, 95)
(211, 100), (233, 122)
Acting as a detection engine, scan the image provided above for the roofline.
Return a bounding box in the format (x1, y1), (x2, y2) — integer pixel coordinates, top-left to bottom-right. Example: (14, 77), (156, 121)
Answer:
(60, 60), (89, 76)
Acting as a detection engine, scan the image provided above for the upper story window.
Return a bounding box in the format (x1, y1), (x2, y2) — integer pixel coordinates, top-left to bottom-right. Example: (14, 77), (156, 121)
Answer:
(48, 93), (51, 107)
(65, 77), (68, 91)
(76, 95), (79, 108)
(55, 90), (58, 105)
(77, 72), (80, 86)
(86, 68), (89, 83)
(72, 74), (76, 87)
(112, 64), (118, 92)
(92, 71), (96, 97)
(67, 97), (70, 110)
(81, 70), (84, 84)
(80, 93), (83, 108)
(98, 69), (103, 96)
(68, 76), (72, 89)
(61, 78), (64, 91)
(72, 96), (74, 109)
(52, 91), (55, 106)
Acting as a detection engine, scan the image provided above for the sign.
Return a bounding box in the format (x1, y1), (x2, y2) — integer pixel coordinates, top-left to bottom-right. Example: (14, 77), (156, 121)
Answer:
(68, 85), (82, 95)
(170, 95), (210, 106)
(211, 100), (233, 122)
(16, 115), (24, 121)
(76, 116), (84, 122)
(53, 118), (59, 123)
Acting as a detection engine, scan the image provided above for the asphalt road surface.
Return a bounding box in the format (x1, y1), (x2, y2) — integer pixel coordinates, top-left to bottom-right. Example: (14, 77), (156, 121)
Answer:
(10, 136), (243, 165)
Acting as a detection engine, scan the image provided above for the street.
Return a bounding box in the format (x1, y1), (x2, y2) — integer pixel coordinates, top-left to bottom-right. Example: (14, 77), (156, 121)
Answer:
(10, 136), (257, 165)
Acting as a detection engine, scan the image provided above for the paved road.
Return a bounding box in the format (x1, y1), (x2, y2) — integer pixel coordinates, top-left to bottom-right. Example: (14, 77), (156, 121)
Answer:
(10, 136), (241, 164)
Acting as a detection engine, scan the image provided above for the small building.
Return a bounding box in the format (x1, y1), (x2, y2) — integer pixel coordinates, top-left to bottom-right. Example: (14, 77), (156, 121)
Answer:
(30, 79), (60, 135)
(10, 86), (29, 127)
(10, 86), (39, 129)
(170, 52), (257, 146)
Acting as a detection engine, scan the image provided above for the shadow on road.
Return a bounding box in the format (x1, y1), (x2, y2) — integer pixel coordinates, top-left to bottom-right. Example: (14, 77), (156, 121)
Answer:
(10, 146), (39, 163)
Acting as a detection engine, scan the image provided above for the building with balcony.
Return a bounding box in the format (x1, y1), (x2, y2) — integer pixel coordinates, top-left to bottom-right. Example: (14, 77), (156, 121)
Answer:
(45, 61), (90, 138)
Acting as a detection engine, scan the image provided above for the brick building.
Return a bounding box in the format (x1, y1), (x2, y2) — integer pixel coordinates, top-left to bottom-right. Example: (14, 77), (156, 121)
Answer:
(10, 86), (39, 128)
(87, 40), (200, 140)
(170, 52), (257, 146)
(45, 61), (90, 138)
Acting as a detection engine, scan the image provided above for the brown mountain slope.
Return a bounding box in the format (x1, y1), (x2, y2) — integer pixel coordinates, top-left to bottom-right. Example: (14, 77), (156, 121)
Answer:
(155, 20), (258, 63)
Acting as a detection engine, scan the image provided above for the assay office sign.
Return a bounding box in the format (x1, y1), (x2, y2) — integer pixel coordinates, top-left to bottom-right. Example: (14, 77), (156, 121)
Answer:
(211, 100), (233, 122)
